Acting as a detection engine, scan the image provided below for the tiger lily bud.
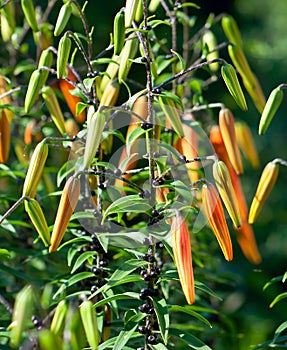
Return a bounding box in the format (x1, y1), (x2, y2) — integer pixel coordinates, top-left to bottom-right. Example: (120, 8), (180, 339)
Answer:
(258, 87), (284, 135)
(201, 183), (233, 261)
(102, 305), (112, 342)
(202, 30), (219, 71)
(219, 108), (243, 174)
(42, 86), (66, 135)
(24, 198), (50, 246)
(118, 34), (138, 83)
(49, 176), (80, 252)
(171, 212), (195, 304)
(99, 81), (120, 107)
(113, 9), (125, 55)
(79, 300), (99, 350)
(25, 69), (46, 113)
(50, 300), (68, 335)
(22, 140), (49, 198)
(158, 93), (184, 137)
(83, 111), (107, 170)
(213, 160), (242, 228)
(38, 48), (53, 88)
(221, 14), (243, 47)
(235, 121), (259, 168)
(39, 330), (63, 350)
(221, 63), (247, 111)
(57, 35), (71, 79)
(0, 110), (10, 163)
(21, 0), (39, 32)
(10, 285), (35, 348)
(124, 0), (140, 27)
(54, 2), (72, 36)
(0, 76), (13, 121)
(248, 161), (279, 224)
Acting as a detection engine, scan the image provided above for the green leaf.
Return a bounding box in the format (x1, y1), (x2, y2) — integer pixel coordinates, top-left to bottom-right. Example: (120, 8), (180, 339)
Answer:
(93, 292), (139, 308)
(153, 298), (169, 344)
(270, 292), (287, 308)
(126, 127), (147, 155)
(263, 275), (284, 291)
(0, 249), (10, 261)
(71, 251), (97, 274)
(170, 327), (212, 350)
(76, 102), (88, 116)
(274, 321), (287, 342)
(103, 195), (152, 220)
(195, 281), (222, 300)
(149, 344), (170, 350)
(0, 217), (17, 234)
(169, 305), (212, 328)
(170, 49), (186, 71)
(169, 180), (194, 203)
(53, 272), (95, 299)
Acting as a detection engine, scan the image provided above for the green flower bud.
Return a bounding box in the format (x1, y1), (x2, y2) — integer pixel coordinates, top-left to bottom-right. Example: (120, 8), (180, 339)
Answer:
(21, 0), (39, 32)
(54, 2), (72, 36)
(57, 36), (72, 79)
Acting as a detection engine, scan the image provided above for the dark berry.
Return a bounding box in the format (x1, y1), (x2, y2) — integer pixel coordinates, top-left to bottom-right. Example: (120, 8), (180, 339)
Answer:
(142, 253), (149, 261)
(143, 274), (151, 282)
(138, 191), (145, 198)
(98, 183), (105, 190)
(91, 285), (98, 293)
(140, 269), (148, 278)
(153, 87), (161, 94)
(158, 178), (165, 185)
(153, 151), (160, 158)
(141, 57), (148, 63)
(99, 259), (109, 267)
(151, 209), (159, 217)
(138, 325), (147, 334)
(147, 334), (157, 344)
(32, 315), (42, 328)
(114, 168), (122, 177)
(179, 155), (187, 163)
(92, 267), (101, 275)
(156, 242), (164, 249)
(143, 237), (151, 246)
(148, 255), (156, 263)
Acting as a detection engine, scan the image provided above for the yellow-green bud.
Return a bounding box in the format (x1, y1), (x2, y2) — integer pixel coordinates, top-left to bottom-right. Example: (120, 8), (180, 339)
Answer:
(21, 0), (39, 32)
(54, 2), (72, 36)
(57, 36), (72, 79)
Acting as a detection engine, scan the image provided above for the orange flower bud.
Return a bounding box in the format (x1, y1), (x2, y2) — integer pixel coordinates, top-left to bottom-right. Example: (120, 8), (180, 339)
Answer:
(201, 183), (233, 261)
(0, 110), (10, 163)
(248, 161), (279, 224)
(49, 176), (80, 252)
(213, 161), (242, 228)
(171, 212), (195, 304)
(219, 108), (243, 174)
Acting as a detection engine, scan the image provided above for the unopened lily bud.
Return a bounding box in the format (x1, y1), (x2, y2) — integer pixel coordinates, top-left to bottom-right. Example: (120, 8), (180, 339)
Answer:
(54, 2), (72, 36)
(83, 111), (106, 170)
(235, 121), (259, 168)
(57, 36), (71, 79)
(158, 93), (184, 137)
(124, 0), (140, 27)
(113, 9), (125, 55)
(38, 49), (53, 87)
(149, 0), (161, 12)
(42, 86), (66, 135)
(50, 300), (68, 336)
(10, 285), (35, 348)
(202, 30), (219, 71)
(171, 212), (195, 304)
(24, 198), (50, 246)
(248, 161), (279, 224)
(201, 183), (233, 261)
(221, 15), (243, 47)
(99, 81), (120, 107)
(258, 87), (284, 135)
(102, 305), (112, 342)
(1, 2), (15, 42)
(0, 76), (13, 121)
(21, 0), (39, 32)
(221, 63), (247, 111)
(39, 329), (63, 350)
(22, 140), (48, 198)
(118, 34), (138, 83)
(79, 300), (99, 350)
(49, 176), (80, 252)
(219, 108), (243, 174)
(0, 110), (10, 163)
(25, 70), (46, 113)
(213, 160), (242, 228)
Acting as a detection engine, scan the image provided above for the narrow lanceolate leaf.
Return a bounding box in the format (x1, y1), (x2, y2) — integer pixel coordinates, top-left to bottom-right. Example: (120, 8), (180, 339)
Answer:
(24, 198), (50, 246)
(248, 161), (279, 224)
(202, 30), (219, 71)
(9, 285), (35, 348)
(0, 110), (10, 163)
(42, 86), (66, 135)
(22, 140), (49, 198)
(113, 9), (125, 55)
(118, 34), (138, 83)
(171, 212), (194, 304)
(49, 176), (80, 252)
(79, 300), (99, 350)
(124, 0), (140, 27)
(221, 63), (247, 111)
(258, 87), (284, 135)
(21, 0), (38, 32)
(219, 108), (243, 174)
(228, 44), (266, 113)
(25, 70), (46, 113)
(201, 183), (233, 261)
(213, 160), (242, 228)
(158, 93), (184, 137)
(83, 111), (106, 170)
(54, 2), (72, 36)
(57, 36), (72, 79)
(221, 15), (243, 47)
(50, 300), (68, 336)
(235, 121), (259, 168)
